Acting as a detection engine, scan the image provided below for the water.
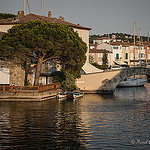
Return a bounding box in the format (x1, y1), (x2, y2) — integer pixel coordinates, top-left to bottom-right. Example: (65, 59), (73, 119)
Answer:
(0, 82), (150, 149)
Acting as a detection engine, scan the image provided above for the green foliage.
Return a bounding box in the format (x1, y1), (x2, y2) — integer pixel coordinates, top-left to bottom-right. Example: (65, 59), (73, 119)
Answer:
(52, 70), (76, 91)
(61, 71), (76, 91)
(92, 63), (108, 70)
(0, 13), (16, 20)
(102, 51), (108, 65)
(0, 20), (87, 85)
(90, 33), (150, 43)
(52, 71), (66, 82)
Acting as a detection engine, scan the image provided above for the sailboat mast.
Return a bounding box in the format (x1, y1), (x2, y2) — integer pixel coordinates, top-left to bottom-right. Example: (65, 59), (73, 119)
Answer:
(139, 25), (141, 66)
(24, 0), (26, 15)
(134, 20), (136, 67)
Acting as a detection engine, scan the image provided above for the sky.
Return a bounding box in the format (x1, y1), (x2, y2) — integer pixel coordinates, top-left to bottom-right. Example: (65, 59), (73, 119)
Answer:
(0, 0), (150, 36)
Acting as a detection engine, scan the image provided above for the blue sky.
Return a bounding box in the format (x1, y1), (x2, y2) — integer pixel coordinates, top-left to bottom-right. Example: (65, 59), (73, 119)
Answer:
(0, 0), (150, 36)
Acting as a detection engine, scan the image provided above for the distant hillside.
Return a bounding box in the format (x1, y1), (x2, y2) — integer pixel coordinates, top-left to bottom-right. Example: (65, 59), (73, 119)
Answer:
(0, 13), (16, 20)
(90, 33), (150, 43)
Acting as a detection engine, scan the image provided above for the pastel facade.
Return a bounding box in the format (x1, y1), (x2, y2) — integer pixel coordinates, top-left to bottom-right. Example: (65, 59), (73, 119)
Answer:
(92, 37), (148, 67)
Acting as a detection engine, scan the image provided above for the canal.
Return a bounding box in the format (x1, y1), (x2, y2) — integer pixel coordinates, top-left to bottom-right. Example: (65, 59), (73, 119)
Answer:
(0, 82), (150, 149)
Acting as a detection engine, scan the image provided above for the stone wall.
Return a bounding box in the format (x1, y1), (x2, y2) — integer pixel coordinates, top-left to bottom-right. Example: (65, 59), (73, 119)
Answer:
(10, 66), (25, 86)
(99, 67), (150, 93)
(0, 60), (25, 86)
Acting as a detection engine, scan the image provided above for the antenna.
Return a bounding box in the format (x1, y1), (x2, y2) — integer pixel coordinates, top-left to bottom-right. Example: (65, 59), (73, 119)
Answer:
(24, 0), (26, 15)
(26, 0), (31, 14)
(45, 0), (48, 14)
(42, 0), (44, 16)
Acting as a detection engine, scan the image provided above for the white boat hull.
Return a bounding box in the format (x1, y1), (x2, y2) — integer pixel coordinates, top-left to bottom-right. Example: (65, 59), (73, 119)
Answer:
(118, 78), (147, 87)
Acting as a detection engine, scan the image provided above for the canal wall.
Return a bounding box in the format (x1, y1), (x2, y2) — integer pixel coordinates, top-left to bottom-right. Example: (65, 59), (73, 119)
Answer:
(76, 67), (150, 93)
(0, 89), (61, 101)
(99, 67), (150, 93)
(76, 70), (121, 93)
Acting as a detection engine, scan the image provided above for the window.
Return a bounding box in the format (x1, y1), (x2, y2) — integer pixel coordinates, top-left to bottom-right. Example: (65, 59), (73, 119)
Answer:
(50, 66), (56, 74)
(116, 53), (119, 60)
(113, 46), (118, 49)
(130, 46), (134, 50)
(125, 53), (128, 59)
(131, 53), (134, 60)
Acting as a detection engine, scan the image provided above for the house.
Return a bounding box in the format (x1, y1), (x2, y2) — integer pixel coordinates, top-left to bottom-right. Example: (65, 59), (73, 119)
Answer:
(121, 42), (131, 65)
(144, 42), (150, 64)
(129, 43), (146, 66)
(0, 11), (100, 85)
(89, 43), (113, 66)
(93, 37), (113, 44)
(110, 42), (123, 65)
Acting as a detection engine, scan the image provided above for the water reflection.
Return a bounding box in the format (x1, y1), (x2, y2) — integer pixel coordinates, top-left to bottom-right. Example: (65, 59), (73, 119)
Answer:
(0, 82), (150, 149)
(0, 101), (89, 149)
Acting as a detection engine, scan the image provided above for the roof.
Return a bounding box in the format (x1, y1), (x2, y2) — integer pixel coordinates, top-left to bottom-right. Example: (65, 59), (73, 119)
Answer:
(94, 37), (112, 40)
(143, 42), (150, 46)
(0, 13), (91, 30)
(89, 43), (97, 46)
(89, 49), (112, 53)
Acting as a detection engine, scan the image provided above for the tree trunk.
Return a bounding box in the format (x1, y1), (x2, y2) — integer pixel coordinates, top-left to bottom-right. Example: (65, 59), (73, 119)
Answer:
(24, 70), (28, 86)
(23, 61), (28, 86)
(34, 58), (43, 85)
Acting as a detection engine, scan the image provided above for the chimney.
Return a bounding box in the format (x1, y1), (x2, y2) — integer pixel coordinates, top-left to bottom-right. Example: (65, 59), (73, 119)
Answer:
(17, 11), (24, 20)
(48, 11), (52, 18)
(59, 16), (65, 21)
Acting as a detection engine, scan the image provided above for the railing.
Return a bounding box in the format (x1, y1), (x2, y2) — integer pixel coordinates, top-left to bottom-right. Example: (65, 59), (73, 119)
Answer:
(0, 82), (61, 93)
(38, 82), (61, 93)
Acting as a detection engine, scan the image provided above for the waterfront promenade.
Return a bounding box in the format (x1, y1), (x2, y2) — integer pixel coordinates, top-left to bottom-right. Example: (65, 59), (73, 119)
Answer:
(76, 67), (150, 93)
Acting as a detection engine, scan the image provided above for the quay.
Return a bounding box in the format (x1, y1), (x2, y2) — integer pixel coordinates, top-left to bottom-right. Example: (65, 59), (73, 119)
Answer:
(76, 67), (150, 93)
(0, 83), (61, 101)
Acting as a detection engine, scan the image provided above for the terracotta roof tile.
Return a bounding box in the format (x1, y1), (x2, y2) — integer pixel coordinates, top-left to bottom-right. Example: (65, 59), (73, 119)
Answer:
(0, 13), (91, 30)
(94, 37), (112, 40)
(89, 49), (112, 53)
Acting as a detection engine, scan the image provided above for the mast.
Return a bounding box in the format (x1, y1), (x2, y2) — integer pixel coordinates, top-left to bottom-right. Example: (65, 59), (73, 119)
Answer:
(24, 0), (26, 15)
(139, 25), (141, 66)
(134, 20), (136, 67)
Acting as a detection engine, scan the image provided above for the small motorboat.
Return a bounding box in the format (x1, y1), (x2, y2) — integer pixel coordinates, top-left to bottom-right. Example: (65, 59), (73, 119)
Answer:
(57, 92), (83, 100)
(57, 92), (67, 99)
(71, 92), (84, 99)
(118, 78), (147, 87)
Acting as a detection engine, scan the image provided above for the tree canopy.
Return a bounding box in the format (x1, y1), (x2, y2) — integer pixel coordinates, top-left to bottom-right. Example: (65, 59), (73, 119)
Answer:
(0, 13), (16, 20)
(0, 20), (87, 85)
(102, 51), (108, 66)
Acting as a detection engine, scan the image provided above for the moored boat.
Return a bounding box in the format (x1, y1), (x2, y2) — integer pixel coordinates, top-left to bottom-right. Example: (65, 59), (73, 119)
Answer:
(118, 78), (147, 87)
(71, 92), (84, 99)
(57, 92), (67, 99)
(57, 92), (83, 100)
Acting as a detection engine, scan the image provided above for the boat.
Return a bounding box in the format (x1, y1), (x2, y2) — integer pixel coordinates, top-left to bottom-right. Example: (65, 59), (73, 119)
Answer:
(71, 92), (84, 99)
(57, 92), (83, 100)
(118, 78), (147, 87)
(118, 21), (147, 87)
(57, 92), (67, 99)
